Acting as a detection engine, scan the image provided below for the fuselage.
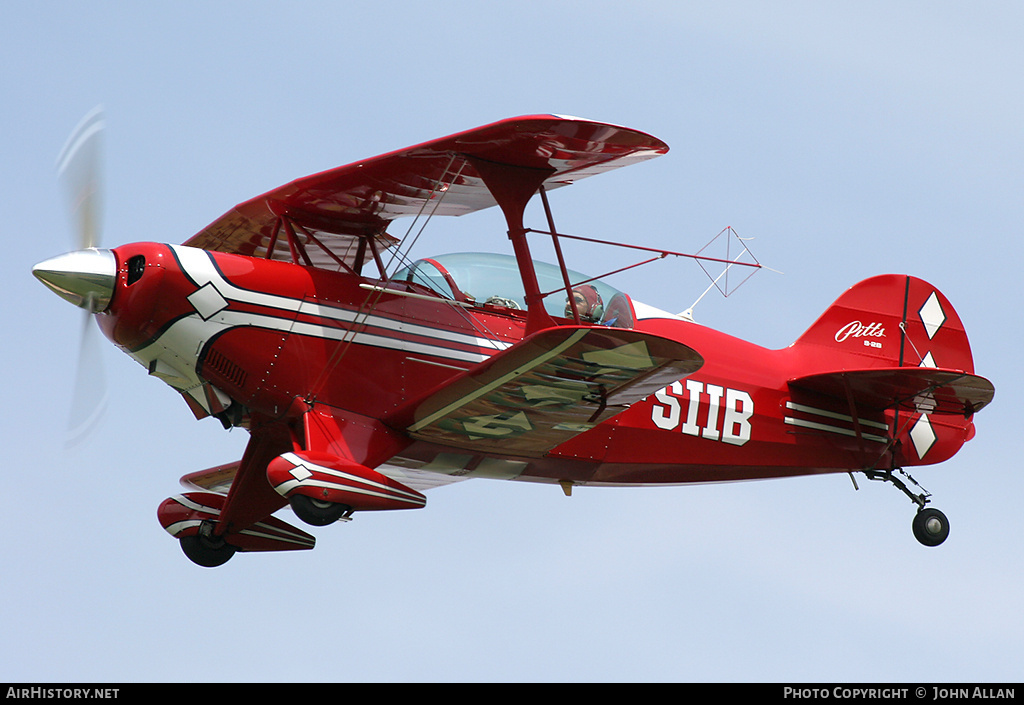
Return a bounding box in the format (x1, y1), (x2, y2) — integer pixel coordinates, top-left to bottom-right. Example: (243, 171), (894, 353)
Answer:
(97, 242), (970, 489)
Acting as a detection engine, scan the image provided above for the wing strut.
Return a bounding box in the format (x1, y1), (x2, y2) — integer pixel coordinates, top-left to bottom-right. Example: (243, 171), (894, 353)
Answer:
(467, 156), (557, 334)
(538, 185), (584, 324)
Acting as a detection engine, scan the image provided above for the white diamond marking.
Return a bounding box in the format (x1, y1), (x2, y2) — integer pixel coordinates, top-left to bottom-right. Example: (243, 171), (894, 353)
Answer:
(918, 291), (946, 340)
(187, 282), (229, 320)
(919, 351), (937, 368)
(289, 463), (313, 481)
(910, 414), (937, 459)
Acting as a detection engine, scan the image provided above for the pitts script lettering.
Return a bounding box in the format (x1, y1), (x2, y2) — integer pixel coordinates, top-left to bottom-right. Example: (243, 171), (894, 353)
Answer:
(835, 321), (886, 343)
(651, 380), (753, 446)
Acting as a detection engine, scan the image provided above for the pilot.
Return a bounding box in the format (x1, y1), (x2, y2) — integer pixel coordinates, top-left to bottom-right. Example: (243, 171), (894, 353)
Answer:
(565, 284), (604, 323)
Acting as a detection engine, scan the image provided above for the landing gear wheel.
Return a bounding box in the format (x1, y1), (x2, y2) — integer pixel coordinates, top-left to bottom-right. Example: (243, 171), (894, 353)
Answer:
(180, 523), (237, 567)
(912, 507), (949, 547)
(290, 494), (351, 526)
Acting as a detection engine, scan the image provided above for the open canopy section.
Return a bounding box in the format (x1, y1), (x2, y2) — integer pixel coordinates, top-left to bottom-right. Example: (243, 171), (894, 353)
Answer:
(183, 115), (669, 274)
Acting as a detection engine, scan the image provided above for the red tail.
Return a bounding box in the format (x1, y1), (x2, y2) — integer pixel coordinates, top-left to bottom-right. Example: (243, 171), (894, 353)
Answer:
(793, 274), (977, 373)
(790, 275), (993, 466)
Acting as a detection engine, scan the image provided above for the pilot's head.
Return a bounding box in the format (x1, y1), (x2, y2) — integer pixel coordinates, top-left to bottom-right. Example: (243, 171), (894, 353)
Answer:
(565, 284), (604, 323)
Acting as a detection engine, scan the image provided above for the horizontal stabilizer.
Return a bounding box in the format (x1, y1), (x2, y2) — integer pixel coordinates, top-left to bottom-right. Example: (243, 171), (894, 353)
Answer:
(392, 326), (703, 456)
(789, 367), (994, 417)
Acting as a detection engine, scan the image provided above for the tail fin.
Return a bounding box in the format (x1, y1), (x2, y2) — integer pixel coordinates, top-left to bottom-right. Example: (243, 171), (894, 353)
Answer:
(789, 275), (994, 466)
(793, 274), (976, 373)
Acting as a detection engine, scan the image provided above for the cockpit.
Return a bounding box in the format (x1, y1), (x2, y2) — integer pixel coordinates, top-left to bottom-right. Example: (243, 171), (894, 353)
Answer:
(391, 252), (637, 328)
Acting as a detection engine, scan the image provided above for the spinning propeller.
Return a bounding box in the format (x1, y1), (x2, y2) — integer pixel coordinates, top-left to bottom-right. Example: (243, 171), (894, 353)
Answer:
(33, 107), (115, 446)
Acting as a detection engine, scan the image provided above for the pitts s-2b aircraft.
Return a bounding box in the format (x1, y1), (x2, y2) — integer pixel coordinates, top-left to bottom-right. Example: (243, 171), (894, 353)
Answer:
(35, 113), (994, 566)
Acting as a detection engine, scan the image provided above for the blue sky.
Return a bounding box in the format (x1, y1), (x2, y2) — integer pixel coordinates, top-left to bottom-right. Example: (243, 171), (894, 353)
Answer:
(2, 1), (1021, 682)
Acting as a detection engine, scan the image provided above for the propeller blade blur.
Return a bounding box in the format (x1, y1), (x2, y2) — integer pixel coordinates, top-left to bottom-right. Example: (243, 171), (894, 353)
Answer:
(54, 107), (110, 447)
(57, 106), (105, 250)
(66, 310), (109, 448)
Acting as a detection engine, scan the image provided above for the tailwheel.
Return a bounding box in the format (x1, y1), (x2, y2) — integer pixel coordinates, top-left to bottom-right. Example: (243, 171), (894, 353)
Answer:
(861, 467), (951, 547)
(290, 494), (352, 526)
(912, 507), (950, 547)
(179, 521), (237, 567)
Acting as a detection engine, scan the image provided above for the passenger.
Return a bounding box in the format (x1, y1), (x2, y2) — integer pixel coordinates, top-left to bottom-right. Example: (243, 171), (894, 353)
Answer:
(565, 284), (604, 323)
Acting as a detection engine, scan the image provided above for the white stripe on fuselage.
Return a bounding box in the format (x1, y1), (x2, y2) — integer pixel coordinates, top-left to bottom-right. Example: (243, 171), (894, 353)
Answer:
(130, 246), (514, 414)
(169, 245), (510, 355)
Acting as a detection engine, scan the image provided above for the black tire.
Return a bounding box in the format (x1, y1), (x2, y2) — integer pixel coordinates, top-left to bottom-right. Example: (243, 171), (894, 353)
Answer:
(180, 533), (237, 567)
(912, 507), (950, 547)
(290, 494), (350, 526)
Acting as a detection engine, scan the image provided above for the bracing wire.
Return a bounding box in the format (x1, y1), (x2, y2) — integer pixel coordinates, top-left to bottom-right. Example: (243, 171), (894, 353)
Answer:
(307, 154), (476, 400)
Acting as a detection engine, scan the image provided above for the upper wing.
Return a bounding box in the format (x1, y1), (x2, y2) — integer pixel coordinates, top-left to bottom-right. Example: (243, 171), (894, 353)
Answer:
(183, 115), (668, 271)
(388, 326), (702, 457)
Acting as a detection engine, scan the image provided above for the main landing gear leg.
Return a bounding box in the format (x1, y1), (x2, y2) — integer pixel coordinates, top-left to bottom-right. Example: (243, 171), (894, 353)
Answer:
(862, 468), (950, 547)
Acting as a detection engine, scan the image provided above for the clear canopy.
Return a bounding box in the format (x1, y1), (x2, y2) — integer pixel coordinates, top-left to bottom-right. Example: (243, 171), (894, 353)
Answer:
(391, 252), (627, 322)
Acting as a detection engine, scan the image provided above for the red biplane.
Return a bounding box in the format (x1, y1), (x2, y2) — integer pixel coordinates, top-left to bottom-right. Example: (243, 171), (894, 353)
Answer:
(35, 113), (994, 566)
